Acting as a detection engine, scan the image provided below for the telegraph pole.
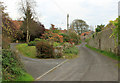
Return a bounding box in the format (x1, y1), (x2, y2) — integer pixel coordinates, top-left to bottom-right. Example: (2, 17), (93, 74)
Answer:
(67, 14), (69, 30)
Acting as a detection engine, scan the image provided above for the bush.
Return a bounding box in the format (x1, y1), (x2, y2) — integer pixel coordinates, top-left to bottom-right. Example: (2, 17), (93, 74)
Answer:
(63, 46), (79, 55)
(63, 42), (71, 48)
(28, 39), (46, 46)
(28, 41), (36, 46)
(2, 49), (34, 81)
(53, 42), (61, 47)
(36, 41), (54, 58)
(85, 38), (90, 42)
(2, 49), (23, 81)
(34, 38), (42, 42)
(59, 33), (70, 42)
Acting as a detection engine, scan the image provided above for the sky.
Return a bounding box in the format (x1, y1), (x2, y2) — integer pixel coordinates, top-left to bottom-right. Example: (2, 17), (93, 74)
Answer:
(1, 0), (119, 30)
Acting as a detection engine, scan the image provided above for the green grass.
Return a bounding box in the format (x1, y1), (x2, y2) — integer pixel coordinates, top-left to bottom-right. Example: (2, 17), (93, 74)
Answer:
(16, 43), (79, 59)
(15, 73), (34, 81)
(53, 42), (61, 47)
(63, 54), (78, 59)
(2, 49), (34, 81)
(63, 46), (79, 59)
(63, 46), (79, 55)
(16, 44), (36, 59)
(86, 45), (119, 61)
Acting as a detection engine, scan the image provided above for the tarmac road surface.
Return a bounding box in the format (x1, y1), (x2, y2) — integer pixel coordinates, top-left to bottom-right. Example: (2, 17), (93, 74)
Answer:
(39, 43), (118, 81)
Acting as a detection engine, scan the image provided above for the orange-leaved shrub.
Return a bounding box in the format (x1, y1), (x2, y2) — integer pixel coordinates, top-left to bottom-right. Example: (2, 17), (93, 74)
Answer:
(36, 41), (54, 58)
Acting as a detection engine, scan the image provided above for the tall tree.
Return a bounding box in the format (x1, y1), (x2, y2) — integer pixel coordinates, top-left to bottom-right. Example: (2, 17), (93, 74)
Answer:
(70, 19), (89, 35)
(95, 24), (105, 32)
(20, 0), (45, 42)
(20, 0), (34, 43)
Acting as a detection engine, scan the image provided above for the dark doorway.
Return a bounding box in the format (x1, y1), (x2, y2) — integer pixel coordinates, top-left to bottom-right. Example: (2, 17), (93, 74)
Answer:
(99, 39), (101, 49)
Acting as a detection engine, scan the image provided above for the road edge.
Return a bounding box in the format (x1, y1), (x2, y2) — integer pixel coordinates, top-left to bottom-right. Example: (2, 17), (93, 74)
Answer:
(35, 59), (69, 81)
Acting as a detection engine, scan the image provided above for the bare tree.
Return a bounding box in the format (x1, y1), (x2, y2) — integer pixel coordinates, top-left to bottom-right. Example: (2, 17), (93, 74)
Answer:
(20, 0), (36, 43)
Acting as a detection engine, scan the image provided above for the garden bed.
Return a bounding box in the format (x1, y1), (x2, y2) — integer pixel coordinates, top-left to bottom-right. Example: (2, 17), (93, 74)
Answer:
(16, 42), (79, 59)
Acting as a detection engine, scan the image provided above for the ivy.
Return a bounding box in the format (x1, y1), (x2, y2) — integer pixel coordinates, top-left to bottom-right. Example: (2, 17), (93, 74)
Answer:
(109, 18), (118, 48)
(2, 49), (24, 81)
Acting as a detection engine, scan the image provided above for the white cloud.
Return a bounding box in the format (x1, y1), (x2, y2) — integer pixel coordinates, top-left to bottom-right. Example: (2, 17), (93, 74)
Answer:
(1, 0), (119, 29)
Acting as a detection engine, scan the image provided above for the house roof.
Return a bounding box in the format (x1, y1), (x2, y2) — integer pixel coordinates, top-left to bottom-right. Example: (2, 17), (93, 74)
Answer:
(45, 29), (67, 33)
(12, 20), (23, 29)
(81, 31), (92, 36)
(45, 29), (49, 31)
(60, 29), (67, 33)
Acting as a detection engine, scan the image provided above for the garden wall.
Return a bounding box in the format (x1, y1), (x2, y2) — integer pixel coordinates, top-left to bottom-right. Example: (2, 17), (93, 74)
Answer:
(87, 28), (118, 54)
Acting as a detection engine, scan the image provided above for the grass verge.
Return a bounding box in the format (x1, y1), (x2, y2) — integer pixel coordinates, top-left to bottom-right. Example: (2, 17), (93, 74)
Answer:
(85, 44), (119, 61)
(63, 54), (78, 59)
(2, 49), (34, 81)
(63, 46), (79, 59)
(16, 44), (36, 59)
(15, 73), (34, 81)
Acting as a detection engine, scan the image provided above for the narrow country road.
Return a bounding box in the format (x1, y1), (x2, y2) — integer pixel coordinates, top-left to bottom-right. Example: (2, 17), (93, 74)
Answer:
(39, 43), (118, 81)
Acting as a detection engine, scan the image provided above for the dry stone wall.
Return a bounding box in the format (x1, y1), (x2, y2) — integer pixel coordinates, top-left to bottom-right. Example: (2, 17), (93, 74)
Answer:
(87, 28), (117, 54)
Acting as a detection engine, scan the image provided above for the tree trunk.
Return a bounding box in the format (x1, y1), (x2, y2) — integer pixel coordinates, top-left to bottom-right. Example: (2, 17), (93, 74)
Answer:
(26, 17), (29, 43)
(29, 35), (30, 42)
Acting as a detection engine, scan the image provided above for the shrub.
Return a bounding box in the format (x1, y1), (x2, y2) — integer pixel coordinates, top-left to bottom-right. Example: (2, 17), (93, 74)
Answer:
(28, 39), (47, 46)
(68, 31), (80, 45)
(34, 38), (42, 42)
(2, 36), (11, 49)
(36, 41), (54, 58)
(63, 46), (79, 55)
(60, 31), (81, 45)
(53, 42), (61, 47)
(28, 41), (36, 46)
(59, 33), (70, 42)
(42, 31), (63, 43)
(2, 49), (34, 81)
(85, 38), (90, 42)
(2, 49), (23, 81)
(63, 42), (71, 48)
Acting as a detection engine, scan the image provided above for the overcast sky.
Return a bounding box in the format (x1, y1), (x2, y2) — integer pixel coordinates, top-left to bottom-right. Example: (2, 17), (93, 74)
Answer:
(1, 0), (119, 30)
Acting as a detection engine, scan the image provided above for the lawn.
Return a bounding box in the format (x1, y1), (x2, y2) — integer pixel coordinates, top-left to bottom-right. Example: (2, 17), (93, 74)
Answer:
(16, 43), (37, 59)
(85, 45), (119, 61)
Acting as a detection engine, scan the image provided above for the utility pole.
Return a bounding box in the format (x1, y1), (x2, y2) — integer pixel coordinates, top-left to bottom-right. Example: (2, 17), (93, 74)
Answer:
(67, 14), (69, 30)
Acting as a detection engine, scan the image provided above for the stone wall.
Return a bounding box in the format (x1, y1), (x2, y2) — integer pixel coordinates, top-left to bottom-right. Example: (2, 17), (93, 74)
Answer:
(87, 28), (117, 54)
